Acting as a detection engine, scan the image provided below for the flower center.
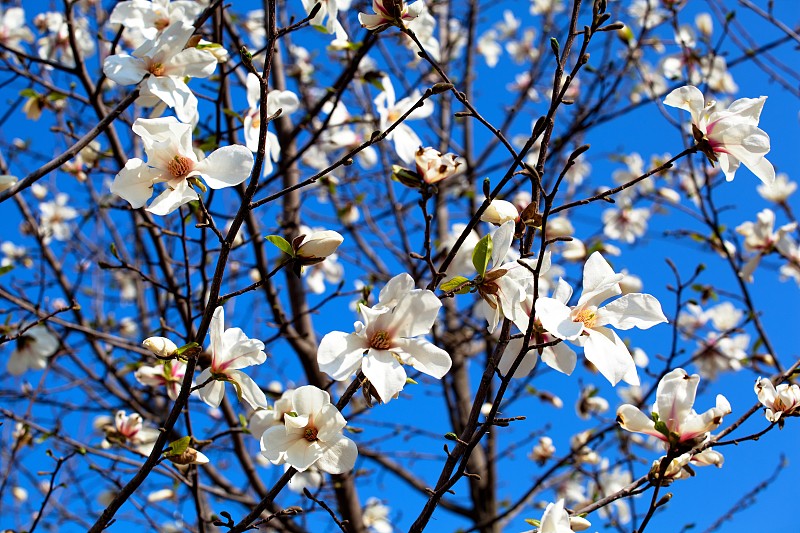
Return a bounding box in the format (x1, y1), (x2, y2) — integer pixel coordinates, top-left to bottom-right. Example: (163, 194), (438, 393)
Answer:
(167, 155), (194, 178)
(369, 330), (392, 350)
(303, 427), (318, 442)
(573, 308), (597, 330)
(154, 17), (170, 31)
(149, 62), (166, 76)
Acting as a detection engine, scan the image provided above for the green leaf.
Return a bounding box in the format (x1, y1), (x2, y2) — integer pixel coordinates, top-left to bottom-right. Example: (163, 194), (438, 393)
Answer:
(472, 234), (493, 277)
(175, 341), (200, 356)
(164, 436), (191, 457)
(440, 276), (471, 294)
(47, 92), (68, 102)
(550, 37), (560, 58)
(0, 265), (13, 276)
(444, 432), (458, 441)
(265, 235), (294, 257)
(524, 518), (540, 526)
(19, 88), (39, 98)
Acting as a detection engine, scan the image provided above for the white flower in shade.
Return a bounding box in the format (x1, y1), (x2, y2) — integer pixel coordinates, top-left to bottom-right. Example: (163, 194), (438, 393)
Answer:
(35, 12), (94, 68)
(142, 336), (178, 358)
(475, 221), (535, 334)
(7, 326), (59, 376)
(103, 22), (218, 124)
(363, 497), (392, 533)
(305, 254), (344, 294)
(415, 147), (461, 184)
(111, 117), (253, 215)
(617, 368), (731, 449)
(39, 193), (78, 242)
(374, 76), (433, 165)
(758, 173), (796, 203)
(135, 360), (187, 401)
(0, 8), (33, 52)
(735, 208), (796, 281)
(286, 464), (324, 493)
(537, 499), (580, 533)
(706, 301), (742, 332)
(480, 199), (519, 226)
(301, 0), (350, 40)
(530, 436), (556, 463)
(101, 410), (160, 456)
(535, 252), (667, 386)
(109, 0), (203, 41)
(0, 174), (17, 192)
(664, 85), (775, 184)
(497, 328), (577, 380)
(403, 4), (439, 63)
(602, 205), (649, 244)
(243, 73), (299, 176)
(317, 273), (450, 403)
(754, 377), (800, 423)
(358, 0), (423, 31)
(439, 223), (480, 278)
(693, 332), (748, 379)
(260, 385), (357, 473)
(196, 307), (268, 410)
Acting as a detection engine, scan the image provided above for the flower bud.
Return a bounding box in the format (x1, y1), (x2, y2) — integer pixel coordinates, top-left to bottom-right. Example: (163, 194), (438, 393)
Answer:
(695, 13), (713, 37)
(0, 175), (17, 192)
(295, 230), (344, 263)
(480, 199), (519, 225)
(570, 516), (592, 532)
(143, 337), (178, 358)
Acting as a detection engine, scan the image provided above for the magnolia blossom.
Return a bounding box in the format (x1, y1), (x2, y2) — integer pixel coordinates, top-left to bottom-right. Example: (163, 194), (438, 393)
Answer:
(142, 336), (178, 358)
(243, 73), (299, 176)
(135, 360), (187, 401)
(100, 411), (160, 456)
(754, 377), (800, 423)
(103, 22), (218, 124)
(530, 436), (556, 463)
(260, 385), (357, 473)
(359, 0), (423, 31)
(0, 174), (17, 192)
(602, 205), (649, 244)
(693, 332), (748, 379)
(480, 199), (519, 226)
(39, 193), (78, 242)
(735, 208), (796, 281)
(758, 173), (796, 203)
(617, 368), (731, 449)
(294, 229), (344, 265)
(415, 147), (461, 184)
(109, 0), (203, 42)
(0, 8), (33, 52)
(306, 254), (344, 294)
(664, 85), (775, 184)
(537, 499), (586, 533)
(111, 117), (253, 215)
(196, 307), (268, 410)
(649, 449), (724, 484)
(535, 252), (667, 386)
(7, 326), (59, 376)
(317, 273), (451, 403)
(35, 12), (95, 68)
(375, 76), (433, 165)
(301, 0), (350, 40)
(363, 498), (392, 533)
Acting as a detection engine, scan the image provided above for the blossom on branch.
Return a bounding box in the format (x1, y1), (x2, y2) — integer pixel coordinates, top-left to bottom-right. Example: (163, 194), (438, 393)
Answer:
(358, 0), (423, 32)
(135, 360), (187, 401)
(754, 377), (800, 424)
(317, 273), (451, 403)
(7, 326), (59, 376)
(664, 85), (775, 184)
(260, 385), (358, 474)
(196, 307), (268, 410)
(111, 117), (253, 215)
(534, 252), (667, 386)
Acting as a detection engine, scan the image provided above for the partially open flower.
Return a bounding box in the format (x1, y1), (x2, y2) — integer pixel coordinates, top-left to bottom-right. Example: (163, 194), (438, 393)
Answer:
(480, 199), (519, 226)
(294, 230), (344, 265)
(755, 377), (800, 424)
(415, 147), (461, 184)
(358, 0), (423, 31)
(142, 336), (178, 358)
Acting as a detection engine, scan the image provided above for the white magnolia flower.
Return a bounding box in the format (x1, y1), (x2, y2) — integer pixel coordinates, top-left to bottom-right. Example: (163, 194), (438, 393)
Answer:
(693, 331), (748, 379)
(363, 497), (392, 533)
(100, 410), (160, 456)
(375, 76), (433, 165)
(317, 273), (451, 403)
(302, 0), (350, 40)
(415, 147), (461, 184)
(758, 173), (796, 203)
(530, 436), (556, 463)
(7, 326), (59, 376)
(589, 460), (632, 523)
(754, 377), (800, 423)
(497, 325), (576, 380)
(664, 85), (775, 184)
(358, 0), (423, 31)
(294, 229), (344, 264)
(535, 252), (667, 386)
(0, 174), (17, 192)
(0, 8), (33, 52)
(617, 368), (731, 448)
(109, 0), (203, 42)
(35, 12), (95, 67)
(537, 499), (581, 533)
(243, 73), (299, 176)
(403, 4), (439, 63)
(576, 386), (609, 420)
(135, 360), (187, 401)
(602, 205), (649, 244)
(39, 193), (78, 242)
(306, 254), (344, 294)
(260, 385), (357, 473)
(103, 22), (218, 124)
(111, 117), (253, 215)
(196, 306), (268, 410)
(735, 208), (796, 281)
(439, 223), (481, 278)
(480, 199), (519, 226)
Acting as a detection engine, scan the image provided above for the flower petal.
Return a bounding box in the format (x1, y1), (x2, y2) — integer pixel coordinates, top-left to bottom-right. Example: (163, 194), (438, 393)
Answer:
(318, 331), (367, 381)
(194, 145), (254, 189)
(583, 327), (639, 386)
(395, 338), (451, 379)
(535, 297), (583, 340)
(316, 436), (358, 474)
(362, 349), (407, 403)
(597, 293), (668, 330)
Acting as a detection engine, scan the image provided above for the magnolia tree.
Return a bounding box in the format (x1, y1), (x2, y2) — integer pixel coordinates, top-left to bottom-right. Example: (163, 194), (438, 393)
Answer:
(1, 0), (799, 532)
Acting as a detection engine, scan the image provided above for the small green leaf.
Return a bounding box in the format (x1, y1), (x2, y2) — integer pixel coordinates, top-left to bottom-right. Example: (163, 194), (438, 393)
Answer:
(47, 92), (68, 102)
(550, 37), (560, 58)
(472, 234), (493, 277)
(524, 518), (541, 526)
(405, 377), (418, 385)
(109, 243), (119, 260)
(164, 436), (191, 457)
(440, 276), (471, 294)
(265, 235), (294, 257)
(444, 432), (458, 441)
(174, 342), (200, 356)
(0, 265), (13, 276)
(239, 413), (248, 429)
(19, 88), (39, 98)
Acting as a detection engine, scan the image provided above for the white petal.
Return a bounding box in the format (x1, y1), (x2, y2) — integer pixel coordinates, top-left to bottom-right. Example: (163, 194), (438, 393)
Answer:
(227, 369), (268, 409)
(197, 369), (225, 407)
(194, 145), (253, 189)
(395, 338), (451, 379)
(293, 385), (330, 417)
(318, 331), (367, 381)
(146, 179), (198, 215)
(103, 54), (147, 85)
(362, 349), (407, 403)
(167, 48), (217, 79)
(535, 298), (583, 340)
(540, 342), (577, 376)
(583, 327), (639, 386)
(315, 436), (358, 474)
(110, 158), (161, 208)
(663, 85), (705, 125)
(497, 337), (538, 378)
(389, 290), (441, 338)
(616, 404), (659, 437)
(597, 293), (668, 330)
(260, 425), (292, 464)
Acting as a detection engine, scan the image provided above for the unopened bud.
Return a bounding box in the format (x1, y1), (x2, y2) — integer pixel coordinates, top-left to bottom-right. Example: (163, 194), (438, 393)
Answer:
(570, 516), (592, 531)
(143, 337), (178, 358)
